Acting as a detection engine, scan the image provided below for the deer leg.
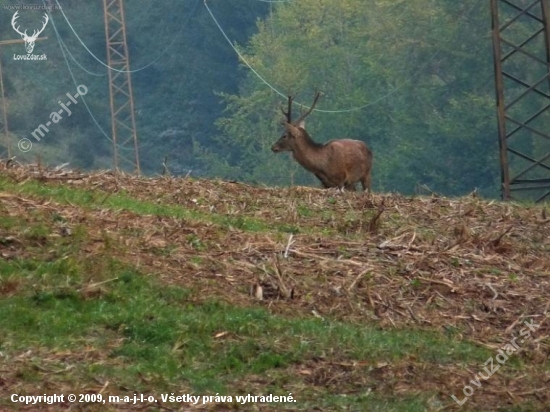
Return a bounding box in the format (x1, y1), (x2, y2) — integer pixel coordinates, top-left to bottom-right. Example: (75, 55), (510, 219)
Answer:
(315, 173), (332, 189)
(319, 180), (331, 189)
(344, 183), (357, 192)
(342, 171), (357, 192)
(360, 173), (371, 194)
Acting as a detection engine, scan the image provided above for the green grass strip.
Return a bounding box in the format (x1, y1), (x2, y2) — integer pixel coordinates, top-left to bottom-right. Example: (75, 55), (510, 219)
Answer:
(0, 177), (300, 234)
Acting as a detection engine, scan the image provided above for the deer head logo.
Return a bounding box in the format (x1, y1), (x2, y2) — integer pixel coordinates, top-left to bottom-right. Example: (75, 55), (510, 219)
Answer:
(11, 11), (49, 54)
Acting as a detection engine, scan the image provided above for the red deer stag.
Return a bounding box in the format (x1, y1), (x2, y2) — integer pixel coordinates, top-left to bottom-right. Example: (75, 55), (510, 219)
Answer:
(271, 92), (373, 192)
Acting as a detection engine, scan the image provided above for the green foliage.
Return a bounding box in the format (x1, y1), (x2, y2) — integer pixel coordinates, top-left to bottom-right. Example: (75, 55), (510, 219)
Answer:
(0, 0), (268, 174)
(207, 0), (504, 196)
(1, 0), (545, 198)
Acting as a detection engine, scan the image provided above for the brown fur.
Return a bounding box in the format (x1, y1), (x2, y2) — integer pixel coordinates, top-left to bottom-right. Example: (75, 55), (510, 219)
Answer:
(272, 122), (373, 192)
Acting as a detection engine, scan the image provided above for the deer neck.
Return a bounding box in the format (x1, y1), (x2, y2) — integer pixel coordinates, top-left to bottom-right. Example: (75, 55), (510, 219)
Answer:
(292, 131), (324, 172)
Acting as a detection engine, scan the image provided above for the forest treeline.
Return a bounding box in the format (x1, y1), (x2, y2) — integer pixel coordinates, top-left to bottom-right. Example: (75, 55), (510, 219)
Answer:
(0, 0), (546, 198)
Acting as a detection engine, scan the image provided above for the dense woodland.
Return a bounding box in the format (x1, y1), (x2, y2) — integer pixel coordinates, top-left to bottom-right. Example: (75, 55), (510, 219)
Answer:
(0, 0), (547, 198)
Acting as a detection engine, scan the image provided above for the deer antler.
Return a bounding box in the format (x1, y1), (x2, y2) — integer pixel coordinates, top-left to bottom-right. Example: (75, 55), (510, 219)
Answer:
(32, 13), (49, 39)
(11, 12), (48, 40)
(296, 91), (321, 124)
(11, 11), (27, 37)
(280, 95), (293, 124)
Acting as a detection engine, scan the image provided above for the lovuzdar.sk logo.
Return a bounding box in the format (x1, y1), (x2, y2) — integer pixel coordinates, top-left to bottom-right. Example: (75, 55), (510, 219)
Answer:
(11, 11), (48, 61)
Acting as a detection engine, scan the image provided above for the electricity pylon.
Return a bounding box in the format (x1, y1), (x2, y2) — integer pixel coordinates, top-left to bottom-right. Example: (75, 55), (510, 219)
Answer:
(103, 0), (140, 174)
(491, 0), (550, 202)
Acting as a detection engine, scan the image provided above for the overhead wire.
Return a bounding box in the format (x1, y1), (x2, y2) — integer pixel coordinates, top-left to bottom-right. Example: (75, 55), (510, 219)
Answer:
(43, 0), (198, 150)
(58, 35), (106, 77)
(43, 0), (483, 142)
(203, 0), (286, 99)
(44, 0), (120, 147)
(204, 0), (483, 113)
(203, 0), (438, 112)
(53, 0), (200, 74)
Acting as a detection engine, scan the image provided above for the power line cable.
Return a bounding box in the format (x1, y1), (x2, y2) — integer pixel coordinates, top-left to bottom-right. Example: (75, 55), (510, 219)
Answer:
(53, 0), (200, 74)
(204, 0), (482, 113)
(204, 0), (439, 112)
(58, 34), (106, 77)
(45, 0), (121, 147)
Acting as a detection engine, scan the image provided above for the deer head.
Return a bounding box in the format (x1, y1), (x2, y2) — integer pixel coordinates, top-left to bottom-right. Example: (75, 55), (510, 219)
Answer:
(271, 92), (321, 152)
(271, 91), (373, 192)
(12, 11), (49, 54)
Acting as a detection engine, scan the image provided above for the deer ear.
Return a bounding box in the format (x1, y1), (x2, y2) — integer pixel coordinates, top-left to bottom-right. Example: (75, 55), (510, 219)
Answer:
(296, 119), (306, 129)
(285, 122), (300, 137)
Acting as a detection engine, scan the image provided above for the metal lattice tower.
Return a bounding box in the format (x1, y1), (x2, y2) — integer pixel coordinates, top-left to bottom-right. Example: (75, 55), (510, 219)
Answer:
(491, 0), (550, 202)
(103, 0), (140, 174)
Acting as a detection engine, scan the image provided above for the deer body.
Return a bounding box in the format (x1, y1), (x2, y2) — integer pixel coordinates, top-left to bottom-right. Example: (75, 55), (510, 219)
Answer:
(271, 94), (372, 192)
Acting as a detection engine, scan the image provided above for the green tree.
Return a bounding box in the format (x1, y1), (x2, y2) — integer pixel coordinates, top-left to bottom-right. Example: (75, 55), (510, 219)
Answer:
(206, 0), (502, 197)
(0, 0), (268, 174)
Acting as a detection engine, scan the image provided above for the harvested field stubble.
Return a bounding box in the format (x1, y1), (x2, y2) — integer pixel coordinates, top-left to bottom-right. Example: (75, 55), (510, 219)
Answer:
(0, 162), (549, 410)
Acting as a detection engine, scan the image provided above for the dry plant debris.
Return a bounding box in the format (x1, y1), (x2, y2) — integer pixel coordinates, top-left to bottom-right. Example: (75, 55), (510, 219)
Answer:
(0, 162), (549, 411)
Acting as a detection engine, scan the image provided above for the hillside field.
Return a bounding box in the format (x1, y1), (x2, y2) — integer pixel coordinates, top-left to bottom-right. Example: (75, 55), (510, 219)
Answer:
(0, 163), (549, 411)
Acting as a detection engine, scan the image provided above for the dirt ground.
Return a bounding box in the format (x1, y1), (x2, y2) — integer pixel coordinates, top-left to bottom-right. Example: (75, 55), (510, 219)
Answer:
(1, 163), (549, 410)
